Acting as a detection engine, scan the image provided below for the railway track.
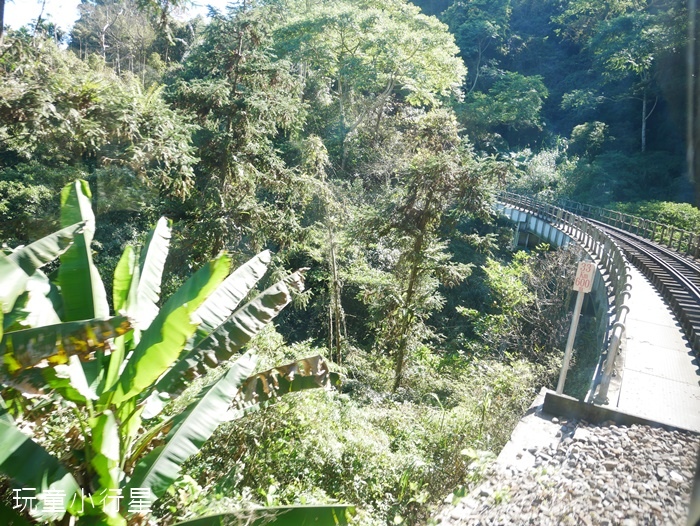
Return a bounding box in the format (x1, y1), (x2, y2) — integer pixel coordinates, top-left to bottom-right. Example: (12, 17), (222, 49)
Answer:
(587, 217), (700, 356)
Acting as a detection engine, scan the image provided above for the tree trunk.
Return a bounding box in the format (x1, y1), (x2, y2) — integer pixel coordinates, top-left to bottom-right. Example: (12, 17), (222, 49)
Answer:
(328, 224), (344, 364)
(392, 228), (425, 391)
(0, 0), (5, 46)
(338, 76), (348, 171)
(33, 0), (47, 41)
(641, 91), (647, 153)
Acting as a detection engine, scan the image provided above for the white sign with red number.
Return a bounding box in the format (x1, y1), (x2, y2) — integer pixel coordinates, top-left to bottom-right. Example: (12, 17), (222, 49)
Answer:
(573, 261), (595, 293)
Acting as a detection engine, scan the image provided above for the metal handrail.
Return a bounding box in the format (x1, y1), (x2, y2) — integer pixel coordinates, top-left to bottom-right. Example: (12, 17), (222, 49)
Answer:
(497, 191), (631, 403)
(557, 198), (700, 259)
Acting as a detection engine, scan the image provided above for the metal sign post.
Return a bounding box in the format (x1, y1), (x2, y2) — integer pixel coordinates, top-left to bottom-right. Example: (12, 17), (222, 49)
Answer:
(556, 261), (595, 395)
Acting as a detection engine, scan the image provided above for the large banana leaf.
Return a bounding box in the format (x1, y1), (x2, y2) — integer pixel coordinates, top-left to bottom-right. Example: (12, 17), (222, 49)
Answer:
(172, 505), (356, 526)
(109, 253), (231, 405)
(109, 246), (139, 394)
(128, 217), (171, 330)
(0, 419), (80, 522)
(135, 217), (171, 326)
(0, 222), (85, 318)
(125, 351), (258, 502)
(58, 180), (110, 321)
(193, 250), (272, 341)
(102, 334), (128, 398)
(155, 271), (304, 394)
(117, 396), (145, 468)
(205, 272), (306, 364)
(113, 245), (137, 316)
(89, 411), (123, 498)
(8, 221), (85, 276)
(225, 355), (340, 420)
(3, 272), (62, 332)
(108, 218), (171, 391)
(0, 316), (131, 382)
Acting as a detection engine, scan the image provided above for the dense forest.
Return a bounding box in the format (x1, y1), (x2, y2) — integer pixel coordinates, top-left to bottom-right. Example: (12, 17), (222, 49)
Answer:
(0, 0), (695, 524)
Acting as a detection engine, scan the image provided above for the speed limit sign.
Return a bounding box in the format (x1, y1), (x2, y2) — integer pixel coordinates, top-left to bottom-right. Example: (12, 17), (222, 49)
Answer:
(573, 261), (595, 293)
(558, 260), (596, 394)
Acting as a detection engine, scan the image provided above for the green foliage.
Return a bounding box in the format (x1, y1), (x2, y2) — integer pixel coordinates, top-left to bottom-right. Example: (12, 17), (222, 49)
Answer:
(0, 162), (91, 247)
(553, 0), (686, 154)
(70, 0), (199, 78)
(171, 505), (356, 526)
(609, 200), (700, 233)
(164, 4), (310, 261)
(70, 0), (156, 75)
(58, 180), (110, 321)
(0, 419), (81, 521)
(568, 121), (610, 158)
(0, 181), (339, 524)
(506, 146), (568, 200)
(444, 0), (512, 91)
(346, 109), (490, 389)
(161, 333), (544, 526)
(0, 35), (196, 200)
(1, 3), (693, 524)
(269, 0), (466, 169)
(552, 0), (646, 44)
(561, 150), (683, 204)
(458, 72), (548, 147)
(459, 245), (588, 368)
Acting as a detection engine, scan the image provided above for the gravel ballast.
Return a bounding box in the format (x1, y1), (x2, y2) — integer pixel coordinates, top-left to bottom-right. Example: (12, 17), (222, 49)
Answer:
(435, 420), (700, 525)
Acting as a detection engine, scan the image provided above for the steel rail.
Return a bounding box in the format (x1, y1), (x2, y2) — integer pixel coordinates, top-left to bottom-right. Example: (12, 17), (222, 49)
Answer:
(593, 220), (700, 302)
(590, 218), (700, 352)
(558, 198), (700, 259)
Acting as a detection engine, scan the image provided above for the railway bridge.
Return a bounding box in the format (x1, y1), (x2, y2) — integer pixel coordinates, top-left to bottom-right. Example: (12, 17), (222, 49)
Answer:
(435, 192), (700, 525)
(496, 192), (700, 432)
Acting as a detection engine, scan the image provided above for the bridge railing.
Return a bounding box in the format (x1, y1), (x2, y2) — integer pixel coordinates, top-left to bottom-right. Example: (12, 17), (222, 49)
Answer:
(497, 192), (631, 403)
(557, 198), (700, 259)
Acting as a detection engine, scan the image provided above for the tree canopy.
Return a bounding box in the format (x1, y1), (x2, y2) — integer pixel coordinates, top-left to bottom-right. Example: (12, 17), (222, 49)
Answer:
(0, 0), (696, 523)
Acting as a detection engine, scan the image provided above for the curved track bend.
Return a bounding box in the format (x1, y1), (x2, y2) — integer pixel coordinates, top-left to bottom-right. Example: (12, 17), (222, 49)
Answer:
(588, 218), (700, 356)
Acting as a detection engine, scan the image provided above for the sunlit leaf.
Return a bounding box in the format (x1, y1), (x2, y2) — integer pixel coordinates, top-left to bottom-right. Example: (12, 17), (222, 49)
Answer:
(58, 180), (110, 321)
(126, 352), (258, 502)
(90, 411), (123, 499)
(110, 254), (230, 405)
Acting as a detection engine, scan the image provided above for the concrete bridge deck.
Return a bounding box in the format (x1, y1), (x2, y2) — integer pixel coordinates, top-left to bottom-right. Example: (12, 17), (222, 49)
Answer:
(605, 266), (700, 432)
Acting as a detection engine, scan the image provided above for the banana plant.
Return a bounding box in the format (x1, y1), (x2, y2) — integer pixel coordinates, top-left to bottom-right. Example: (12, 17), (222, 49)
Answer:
(0, 180), (347, 525)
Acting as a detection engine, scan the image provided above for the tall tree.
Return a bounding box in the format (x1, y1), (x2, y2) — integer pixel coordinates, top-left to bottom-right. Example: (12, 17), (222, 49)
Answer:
(0, 35), (196, 198)
(444, 0), (512, 93)
(556, 0), (686, 153)
(358, 109), (490, 389)
(70, 0), (156, 77)
(165, 4), (310, 261)
(269, 0), (467, 171)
